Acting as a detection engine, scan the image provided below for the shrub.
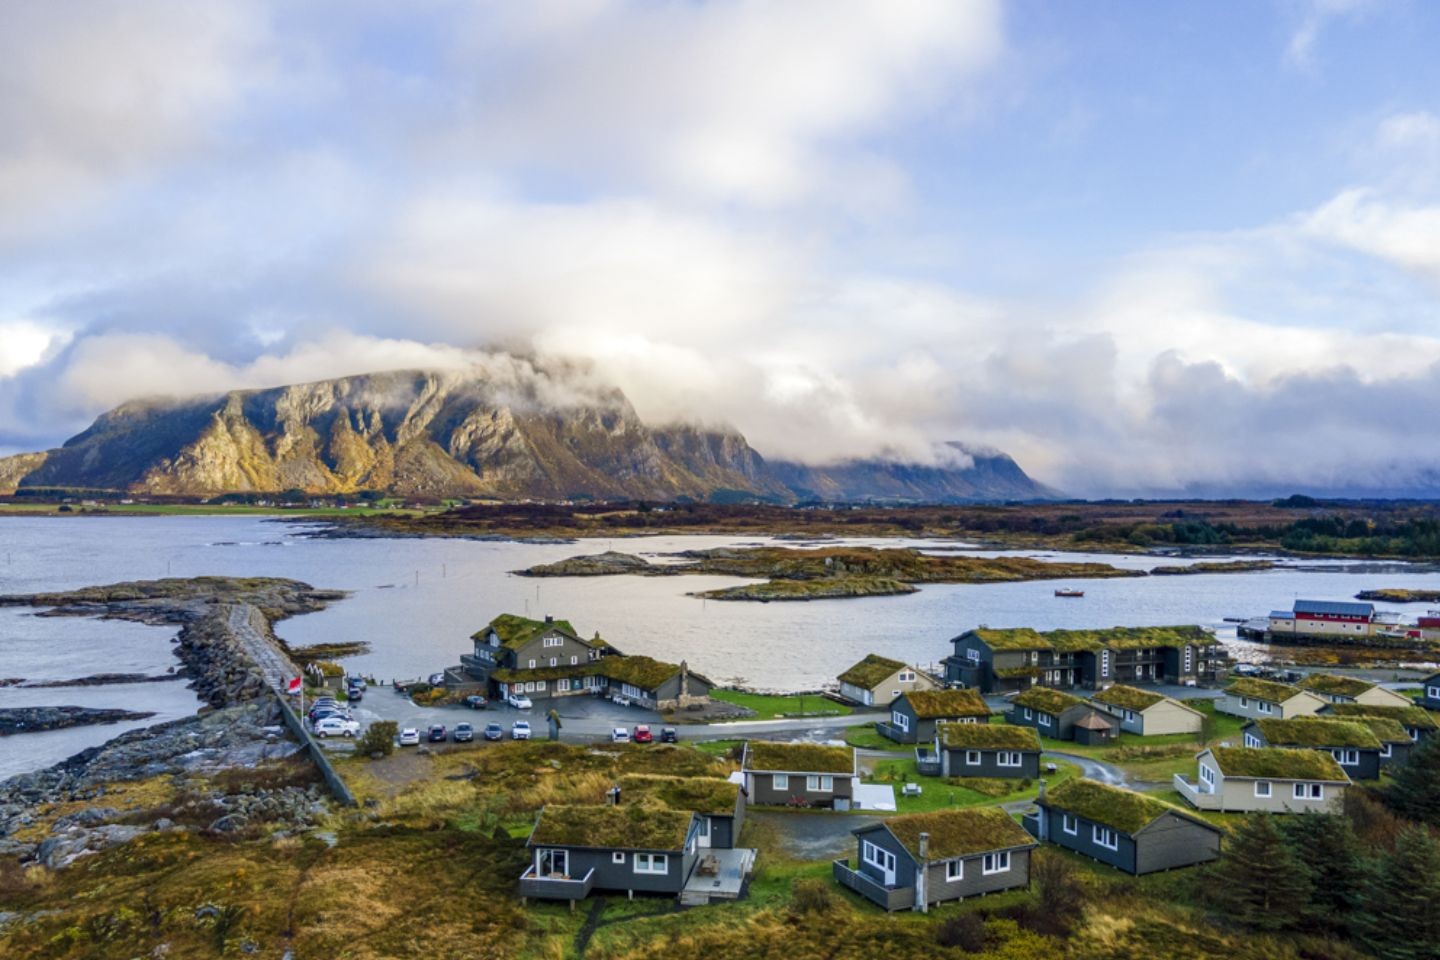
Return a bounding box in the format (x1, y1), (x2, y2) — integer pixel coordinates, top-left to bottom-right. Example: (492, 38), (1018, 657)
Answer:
(934, 913), (986, 950)
(357, 721), (398, 757)
(1029, 850), (1085, 937)
(790, 878), (834, 915)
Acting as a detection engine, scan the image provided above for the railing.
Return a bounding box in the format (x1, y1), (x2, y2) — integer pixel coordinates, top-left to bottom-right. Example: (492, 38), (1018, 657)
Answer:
(519, 866), (595, 900)
(874, 721), (914, 744)
(915, 747), (941, 777)
(1171, 775), (1219, 810)
(832, 859), (912, 911)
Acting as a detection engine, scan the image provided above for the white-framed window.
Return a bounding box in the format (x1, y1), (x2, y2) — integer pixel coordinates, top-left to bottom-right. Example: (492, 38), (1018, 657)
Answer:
(806, 775), (834, 792)
(1332, 748), (1359, 766)
(611, 851), (625, 864)
(1100, 650), (1110, 677)
(621, 683), (645, 700)
(997, 751), (1023, 767)
(1410, 728), (1421, 741)
(1428, 684), (1440, 700)
(898, 671), (915, 683)
(892, 710), (910, 731)
(544, 636), (563, 648)
(1244, 733), (1262, 748)
(1293, 783), (1323, 801)
(891, 690), (901, 700)
(1023, 707), (1033, 720)
(1380, 742), (1393, 758)
(1039, 713), (1052, 728)
(523, 682), (534, 692)
(586, 674), (604, 690)
(1238, 697), (1249, 708)
(945, 859), (963, 881)
(965, 750), (981, 766)
(1093, 826), (1118, 850)
(570, 655), (577, 665)
(1199, 764), (1215, 786)
(634, 853), (668, 874)
(982, 851), (1010, 875)
(966, 647), (981, 663)
(548, 657), (557, 667)
(1257, 700), (1273, 715)
(535, 680), (546, 691)
(773, 774), (789, 790)
(1184, 646), (1193, 672)
(862, 840), (895, 874)
(557, 679), (569, 692)
(1254, 780), (1272, 798)
(528, 659), (537, 669)
(1062, 814), (1078, 835)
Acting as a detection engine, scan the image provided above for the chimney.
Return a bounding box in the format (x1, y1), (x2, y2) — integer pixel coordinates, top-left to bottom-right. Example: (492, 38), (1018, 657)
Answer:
(916, 832), (930, 913)
(544, 615), (553, 624)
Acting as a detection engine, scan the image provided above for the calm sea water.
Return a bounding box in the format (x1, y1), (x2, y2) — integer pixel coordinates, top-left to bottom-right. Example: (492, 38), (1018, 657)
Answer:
(3, 515), (1440, 777)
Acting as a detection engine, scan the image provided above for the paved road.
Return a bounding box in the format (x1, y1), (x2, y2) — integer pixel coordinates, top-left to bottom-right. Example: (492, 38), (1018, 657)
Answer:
(227, 603), (299, 692)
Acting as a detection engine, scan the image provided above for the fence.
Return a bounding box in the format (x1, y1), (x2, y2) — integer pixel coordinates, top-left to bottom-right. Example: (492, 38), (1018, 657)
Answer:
(273, 691), (358, 807)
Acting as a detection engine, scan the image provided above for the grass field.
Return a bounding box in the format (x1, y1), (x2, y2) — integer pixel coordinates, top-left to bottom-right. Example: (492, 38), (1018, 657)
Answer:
(842, 724), (909, 751)
(0, 501), (432, 518)
(865, 757), (1080, 814)
(710, 689), (853, 720)
(1036, 699), (1245, 780)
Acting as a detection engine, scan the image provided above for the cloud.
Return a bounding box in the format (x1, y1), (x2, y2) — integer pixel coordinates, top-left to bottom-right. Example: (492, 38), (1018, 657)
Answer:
(1283, 0), (1374, 69)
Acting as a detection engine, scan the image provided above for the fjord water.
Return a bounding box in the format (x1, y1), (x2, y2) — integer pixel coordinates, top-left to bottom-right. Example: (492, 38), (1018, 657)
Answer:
(3, 515), (1440, 777)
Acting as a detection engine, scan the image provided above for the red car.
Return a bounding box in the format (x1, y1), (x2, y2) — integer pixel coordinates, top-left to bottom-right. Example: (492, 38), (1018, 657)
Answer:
(632, 725), (653, 744)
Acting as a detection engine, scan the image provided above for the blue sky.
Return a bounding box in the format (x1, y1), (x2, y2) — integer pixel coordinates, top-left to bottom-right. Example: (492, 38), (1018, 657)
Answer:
(2, 0), (1439, 495)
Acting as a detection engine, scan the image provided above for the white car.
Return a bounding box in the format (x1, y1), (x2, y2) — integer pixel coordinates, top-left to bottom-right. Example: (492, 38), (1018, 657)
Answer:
(507, 693), (533, 710)
(611, 727), (630, 743)
(398, 727), (421, 746)
(511, 720), (532, 740)
(313, 716), (359, 738)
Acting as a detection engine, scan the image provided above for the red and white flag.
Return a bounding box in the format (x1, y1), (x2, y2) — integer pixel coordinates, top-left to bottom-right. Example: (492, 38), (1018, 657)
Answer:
(286, 677), (302, 695)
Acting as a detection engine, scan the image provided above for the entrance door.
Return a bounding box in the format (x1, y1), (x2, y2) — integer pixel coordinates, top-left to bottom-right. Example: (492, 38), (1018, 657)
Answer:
(697, 817), (712, 848)
(536, 848), (568, 878)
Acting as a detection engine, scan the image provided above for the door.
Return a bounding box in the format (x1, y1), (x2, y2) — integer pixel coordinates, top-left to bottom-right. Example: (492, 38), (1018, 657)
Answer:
(536, 848), (568, 878)
(697, 816), (712, 848)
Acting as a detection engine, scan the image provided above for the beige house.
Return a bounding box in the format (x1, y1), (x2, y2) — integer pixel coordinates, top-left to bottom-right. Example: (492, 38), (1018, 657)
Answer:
(837, 654), (939, 707)
(1173, 747), (1350, 814)
(1088, 685), (1204, 736)
(1214, 678), (1328, 721)
(1297, 673), (1413, 708)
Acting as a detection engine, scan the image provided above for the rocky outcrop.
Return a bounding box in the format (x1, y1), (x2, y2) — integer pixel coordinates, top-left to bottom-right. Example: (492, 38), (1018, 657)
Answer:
(515, 550), (658, 577)
(0, 707), (156, 736)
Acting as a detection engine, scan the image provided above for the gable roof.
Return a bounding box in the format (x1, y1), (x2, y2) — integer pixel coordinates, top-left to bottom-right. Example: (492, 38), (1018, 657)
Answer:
(1090, 684), (1177, 712)
(936, 723), (1042, 751)
(1354, 716), (1413, 744)
(1012, 687), (1085, 716)
(475, 613), (581, 649)
(903, 688), (990, 720)
(1293, 599), (1374, 618)
(1325, 702), (1439, 731)
(1298, 673), (1376, 699)
(1250, 717), (1381, 749)
(596, 655), (688, 691)
(963, 624), (1213, 653)
(1042, 779), (1215, 835)
(743, 741), (854, 775)
(616, 775), (741, 816)
(1224, 677), (1307, 703)
(1207, 746), (1348, 781)
(864, 807), (1036, 862)
(837, 654), (908, 689)
(529, 804), (694, 851)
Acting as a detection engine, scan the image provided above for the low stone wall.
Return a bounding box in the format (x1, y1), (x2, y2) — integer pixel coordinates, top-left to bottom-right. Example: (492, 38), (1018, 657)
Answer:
(273, 692), (356, 807)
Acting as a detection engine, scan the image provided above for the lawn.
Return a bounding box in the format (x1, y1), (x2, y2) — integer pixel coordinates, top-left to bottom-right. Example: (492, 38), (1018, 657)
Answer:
(865, 756), (1080, 814)
(841, 724), (909, 751)
(1036, 699), (1244, 781)
(710, 689), (852, 720)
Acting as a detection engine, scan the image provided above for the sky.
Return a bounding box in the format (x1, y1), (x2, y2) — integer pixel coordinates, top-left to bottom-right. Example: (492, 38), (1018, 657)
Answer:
(2, 0), (1440, 497)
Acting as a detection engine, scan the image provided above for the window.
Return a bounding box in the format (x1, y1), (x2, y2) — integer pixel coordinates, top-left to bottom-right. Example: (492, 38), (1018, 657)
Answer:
(1293, 783), (1324, 801)
(1199, 764), (1215, 786)
(982, 851), (1010, 875)
(1022, 707), (1033, 720)
(548, 657), (557, 667)
(1257, 700), (1273, 715)
(612, 852), (625, 864)
(557, 679), (569, 692)
(1332, 748), (1359, 766)
(1380, 742), (1393, 758)
(535, 848), (569, 877)
(997, 751), (1023, 767)
(544, 636), (562, 648)
(862, 840), (896, 874)
(1244, 733), (1262, 748)
(1101, 649), (1110, 677)
(570, 656), (577, 665)
(1093, 826), (1119, 850)
(898, 671), (915, 683)
(1254, 780), (1272, 798)
(634, 854), (668, 875)
(1428, 685), (1440, 700)
(621, 683), (645, 700)
(806, 775), (834, 792)
(1123, 709), (1137, 724)
(1184, 646), (1193, 672)
(945, 859), (963, 881)
(965, 750), (981, 766)
(891, 710), (909, 731)
(1039, 713), (1052, 728)
(1238, 697), (1249, 708)
(773, 774), (789, 790)
(965, 647), (981, 663)
(1411, 728), (1421, 742)
(535, 680), (546, 691)
(528, 659), (536, 669)
(1062, 814), (1078, 835)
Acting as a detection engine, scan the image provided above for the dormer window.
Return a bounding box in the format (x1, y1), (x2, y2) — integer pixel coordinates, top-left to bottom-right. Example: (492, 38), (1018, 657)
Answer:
(544, 636), (563, 648)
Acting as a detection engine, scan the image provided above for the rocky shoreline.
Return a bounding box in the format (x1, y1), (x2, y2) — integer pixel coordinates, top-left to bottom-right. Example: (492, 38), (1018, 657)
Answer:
(0, 706), (156, 736)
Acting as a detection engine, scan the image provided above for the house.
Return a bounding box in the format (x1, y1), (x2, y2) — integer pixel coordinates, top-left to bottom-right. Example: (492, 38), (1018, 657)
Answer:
(1420, 671), (1440, 711)
(877, 688), (990, 744)
(1173, 747), (1350, 814)
(1321, 702), (1439, 743)
(1213, 678), (1328, 721)
(833, 807), (1036, 912)
(458, 613), (712, 710)
(616, 775), (745, 850)
(1351, 716), (1415, 769)
(1007, 688), (1121, 744)
(837, 654), (939, 707)
(932, 723), (1042, 779)
(1242, 717), (1384, 781)
(520, 805), (701, 903)
(1297, 673), (1412, 708)
(941, 625), (1227, 695)
(1088, 685), (1204, 736)
(741, 741), (856, 809)
(1269, 600), (1376, 639)
(1025, 779), (1221, 875)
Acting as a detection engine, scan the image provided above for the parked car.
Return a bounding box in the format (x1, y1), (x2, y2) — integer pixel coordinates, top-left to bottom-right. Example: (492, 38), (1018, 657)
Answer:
(309, 708), (349, 724)
(464, 695), (489, 710)
(346, 687), (363, 703)
(428, 672), (447, 686)
(427, 724), (447, 743)
(313, 716), (359, 738)
(507, 693), (533, 710)
(483, 722), (504, 741)
(453, 723), (474, 742)
(511, 720), (532, 740)
(660, 727), (678, 743)
(347, 677), (367, 691)
(1232, 663), (1261, 677)
(632, 725), (653, 744)
(398, 728), (421, 746)
(611, 727), (630, 743)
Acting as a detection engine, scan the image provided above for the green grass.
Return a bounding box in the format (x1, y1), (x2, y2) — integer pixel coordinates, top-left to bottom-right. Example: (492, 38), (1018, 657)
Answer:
(0, 502), (432, 517)
(864, 757), (1080, 813)
(841, 724), (910, 751)
(1034, 700), (1245, 780)
(691, 739), (744, 758)
(710, 689), (852, 720)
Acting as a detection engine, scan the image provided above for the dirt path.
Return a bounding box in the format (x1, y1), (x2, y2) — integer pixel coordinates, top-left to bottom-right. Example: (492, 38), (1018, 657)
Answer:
(226, 603), (299, 693)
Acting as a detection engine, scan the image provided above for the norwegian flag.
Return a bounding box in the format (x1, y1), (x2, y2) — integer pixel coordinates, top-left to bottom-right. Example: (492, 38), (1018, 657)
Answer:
(286, 677), (302, 695)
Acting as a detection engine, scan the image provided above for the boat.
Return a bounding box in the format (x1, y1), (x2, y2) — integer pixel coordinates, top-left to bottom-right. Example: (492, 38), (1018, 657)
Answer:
(1054, 588), (1085, 598)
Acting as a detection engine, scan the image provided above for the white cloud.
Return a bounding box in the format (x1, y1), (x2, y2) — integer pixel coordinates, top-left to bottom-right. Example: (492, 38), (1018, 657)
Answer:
(1284, 0), (1374, 69)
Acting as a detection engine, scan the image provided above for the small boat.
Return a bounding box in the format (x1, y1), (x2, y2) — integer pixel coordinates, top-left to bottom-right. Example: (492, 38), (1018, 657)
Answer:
(1054, 588), (1085, 598)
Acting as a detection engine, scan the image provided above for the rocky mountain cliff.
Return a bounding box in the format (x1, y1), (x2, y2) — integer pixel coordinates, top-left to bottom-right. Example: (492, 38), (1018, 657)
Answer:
(769, 443), (1059, 503)
(0, 370), (1054, 502)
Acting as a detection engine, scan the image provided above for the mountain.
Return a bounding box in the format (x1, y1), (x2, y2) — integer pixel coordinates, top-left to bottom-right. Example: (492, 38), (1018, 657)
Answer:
(0, 369), (1054, 502)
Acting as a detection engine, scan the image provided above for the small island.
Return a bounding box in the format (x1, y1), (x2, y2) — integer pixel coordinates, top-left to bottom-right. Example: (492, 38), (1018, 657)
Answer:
(1356, 588), (1440, 603)
(1150, 560), (1276, 576)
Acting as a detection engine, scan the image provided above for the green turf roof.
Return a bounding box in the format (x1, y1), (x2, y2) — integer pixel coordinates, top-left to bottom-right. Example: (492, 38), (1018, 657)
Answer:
(1326, 703), (1439, 730)
(936, 723), (1042, 751)
(1298, 673), (1376, 699)
(1208, 746), (1348, 781)
(1354, 717), (1412, 744)
(474, 613), (579, 649)
(1224, 678), (1307, 703)
(529, 804), (694, 851)
(1251, 717), (1381, 749)
(903, 688), (990, 719)
(874, 806), (1036, 862)
(1043, 779), (1213, 835)
(1089, 684), (1166, 712)
(837, 653), (908, 689)
(744, 741), (854, 774)
(596, 655), (684, 690)
(1012, 687), (1084, 715)
(617, 775), (740, 816)
(968, 624), (1212, 653)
